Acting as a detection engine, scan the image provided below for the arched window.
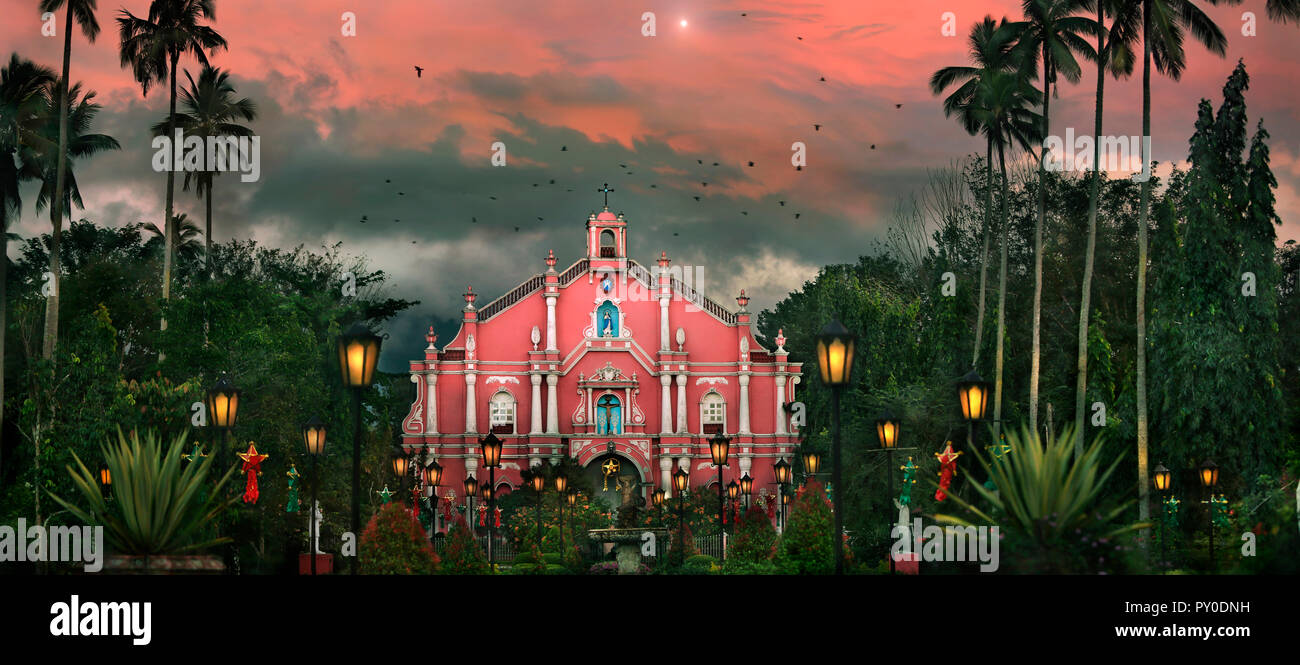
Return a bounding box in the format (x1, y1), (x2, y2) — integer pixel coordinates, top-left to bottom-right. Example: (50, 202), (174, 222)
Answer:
(599, 229), (616, 257)
(596, 394), (623, 435)
(701, 392), (726, 434)
(489, 391), (516, 434)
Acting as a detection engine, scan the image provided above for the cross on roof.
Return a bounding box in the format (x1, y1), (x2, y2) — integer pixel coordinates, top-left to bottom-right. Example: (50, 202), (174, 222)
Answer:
(597, 183), (614, 208)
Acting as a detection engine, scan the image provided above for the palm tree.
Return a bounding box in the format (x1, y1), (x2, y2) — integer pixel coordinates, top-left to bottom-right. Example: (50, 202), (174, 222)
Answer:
(149, 65), (255, 274)
(930, 16), (1026, 371)
(26, 80), (121, 314)
(1132, 0), (1227, 528)
(0, 54), (55, 472)
(1075, 0), (1138, 455)
(1017, 0), (1096, 434)
(37, 0), (100, 361)
(970, 67), (1043, 441)
(117, 0), (226, 335)
(143, 212), (203, 265)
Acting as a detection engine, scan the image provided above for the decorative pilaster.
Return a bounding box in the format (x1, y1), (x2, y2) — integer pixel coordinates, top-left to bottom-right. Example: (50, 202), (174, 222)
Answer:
(774, 375), (787, 435)
(425, 373), (439, 435)
(530, 374), (543, 434)
(660, 374), (673, 435)
(675, 374), (688, 433)
(464, 373), (477, 434)
(546, 374), (559, 434)
(738, 373), (751, 435)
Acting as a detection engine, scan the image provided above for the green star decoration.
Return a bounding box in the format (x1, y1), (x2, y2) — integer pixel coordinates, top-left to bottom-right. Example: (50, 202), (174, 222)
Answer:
(898, 457), (918, 506)
(377, 485), (395, 504)
(182, 442), (208, 464)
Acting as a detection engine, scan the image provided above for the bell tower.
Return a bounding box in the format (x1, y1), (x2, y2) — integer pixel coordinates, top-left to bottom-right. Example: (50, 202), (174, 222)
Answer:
(587, 183), (627, 260)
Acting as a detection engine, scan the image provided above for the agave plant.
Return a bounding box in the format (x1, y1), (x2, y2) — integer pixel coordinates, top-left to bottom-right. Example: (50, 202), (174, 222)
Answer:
(934, 424), (1149, 543)
(49, 428), (238, 555)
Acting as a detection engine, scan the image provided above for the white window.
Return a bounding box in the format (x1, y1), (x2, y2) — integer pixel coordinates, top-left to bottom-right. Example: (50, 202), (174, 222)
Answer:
(490, 392), (515, 432)
(701, 393), (726, 433)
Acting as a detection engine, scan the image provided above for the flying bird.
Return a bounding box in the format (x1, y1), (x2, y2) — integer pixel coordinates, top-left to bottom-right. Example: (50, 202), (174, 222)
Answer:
(796, 165), (802, 171)
(741, 211), (748, 215)
(472, 216), (477, 223)
(561, 145), (567, 151)
(819, 76), (826, 82)
(398, 191), (404, 196)
(537, 216), (544, 221)
(796, 36), (803, 40)
(693, 196), (701, 201)
(712, 162), (719, 166)
(414, 65), (424, 78)
(895, 103), (903, 109)
(514, 226), (520, 232)
(794, 213), (801, 219)
(747, 161), (754, 167)
(702, 182), (708, 187)
(779, 201), (785, 206)
(385, 179), (391, 183)
(871, 144), (876, 150)
(697, 159), (703, 164)
(489, 195), (497, 200)
(549, 179), (556, 184)
(649, 184), (657, 188)
(814, 124), (821, 131)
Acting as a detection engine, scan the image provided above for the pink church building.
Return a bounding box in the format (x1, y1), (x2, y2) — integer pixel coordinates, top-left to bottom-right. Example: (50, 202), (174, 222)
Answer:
(400, 197), (803, 523)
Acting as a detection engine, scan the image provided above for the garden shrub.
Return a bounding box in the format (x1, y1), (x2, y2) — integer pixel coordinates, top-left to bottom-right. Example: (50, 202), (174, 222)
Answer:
(683, 554), (718, 574)
(360, 503), (438, 575)
(727, 506), (777, 565)
(438, 517), (490, 575)
(777, 480), (834, 575)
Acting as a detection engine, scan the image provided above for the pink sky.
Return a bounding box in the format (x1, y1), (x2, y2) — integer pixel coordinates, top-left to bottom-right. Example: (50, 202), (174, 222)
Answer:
(3, 0), (1299, 337)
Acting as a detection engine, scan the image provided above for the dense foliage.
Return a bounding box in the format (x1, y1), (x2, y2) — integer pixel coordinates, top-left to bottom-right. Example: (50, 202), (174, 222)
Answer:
(777, 480), (834, 575)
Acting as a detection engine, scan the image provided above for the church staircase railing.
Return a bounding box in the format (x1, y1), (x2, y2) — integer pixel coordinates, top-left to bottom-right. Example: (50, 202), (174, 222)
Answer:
(477, 274), (546, 322)
(626, 260), (738, 326)
(559, 258), (589, 285)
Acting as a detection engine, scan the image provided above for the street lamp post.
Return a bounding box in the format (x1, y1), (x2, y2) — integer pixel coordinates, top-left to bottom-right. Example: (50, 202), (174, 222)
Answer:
(424, 455), (443, 536)
(956, 370), (992, 449)
(565, 490), (578, 558)
(206, 375), (240, 573)
(876, 410), (900, 573)
(480, 433), (503, 567)
(336, 323), (382, 575)
(302, 416), (327, 576)
(463, 474), (478, 536)
(817, 316), (857, 575)
(673, 466), (689, 564)
(709, 434), (731, 560)
(1199, 459), (1219, 573)
(800, 449), (821, 486)
(529, 467), (546, 550)
(1153, 463), (1171, 574)
(554, 468), (568, 554)
(773, 458), (791, 532)
(739, 474), (753, 511)
(98, 462), (112, 501)
(391, 447), (411, 505)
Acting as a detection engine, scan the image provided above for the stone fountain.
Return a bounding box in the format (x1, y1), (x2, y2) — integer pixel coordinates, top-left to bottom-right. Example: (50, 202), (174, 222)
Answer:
(587, 475), (667, 574)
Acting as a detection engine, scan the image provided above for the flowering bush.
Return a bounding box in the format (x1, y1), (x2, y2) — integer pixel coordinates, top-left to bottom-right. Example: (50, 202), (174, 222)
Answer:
(360, 503), (438, 575)
(588, 561), (650, 575)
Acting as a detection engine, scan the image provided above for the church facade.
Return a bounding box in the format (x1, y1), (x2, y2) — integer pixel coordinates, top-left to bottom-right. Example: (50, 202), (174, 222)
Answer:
(400, 199), (803, 523)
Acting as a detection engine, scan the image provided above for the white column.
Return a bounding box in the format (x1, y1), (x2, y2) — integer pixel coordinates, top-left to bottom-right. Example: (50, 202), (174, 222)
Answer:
(464, 373), (477, 434)
(739, 373), (751, 435)
(425, 373), (439, 435)
(660, 374), (673, 435)
(546, 374), (559, 434)
(530, 374), (543, 434)
(623, 388), (631, 428)
(774, 375), (787, 435)
(545, 296), (558, 351)
(660, 457), (673, 492)
(659, 296), (670, 351)
(675, 374), (688, 433)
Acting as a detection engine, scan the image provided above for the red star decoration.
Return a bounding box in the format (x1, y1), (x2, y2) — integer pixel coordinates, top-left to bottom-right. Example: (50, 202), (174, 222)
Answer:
(237, 443), (270, 504)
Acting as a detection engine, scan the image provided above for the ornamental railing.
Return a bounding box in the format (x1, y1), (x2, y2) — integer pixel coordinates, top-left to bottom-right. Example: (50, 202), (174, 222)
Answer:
(477, 274), (545, 322)
(559, 259), (589, 285)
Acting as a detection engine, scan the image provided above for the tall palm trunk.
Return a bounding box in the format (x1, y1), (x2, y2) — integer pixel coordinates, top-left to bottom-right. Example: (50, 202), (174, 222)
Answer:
(204, 174), (213, 276)
(1135, 0), (1152, 524)
(160, 51), (179, 340)
(1076, 3), (1106, 456)
(42, 7), (75, 360)
(1030, 57), (1050, 435)
(994, 142), (1010, 441)
(973, 138), (994, 369)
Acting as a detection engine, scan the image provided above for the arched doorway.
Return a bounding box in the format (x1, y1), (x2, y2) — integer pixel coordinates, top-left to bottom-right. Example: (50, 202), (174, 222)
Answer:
(583, 452), (644, 511)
